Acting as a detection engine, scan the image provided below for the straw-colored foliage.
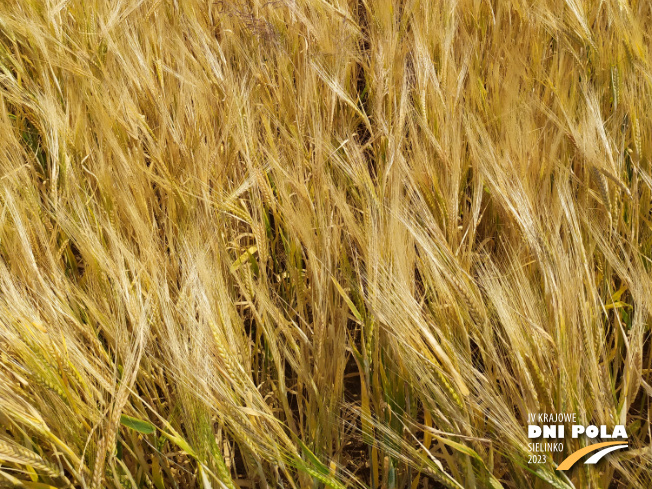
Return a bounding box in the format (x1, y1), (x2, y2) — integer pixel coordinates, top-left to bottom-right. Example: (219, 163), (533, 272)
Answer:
(0, 0), (651, 487)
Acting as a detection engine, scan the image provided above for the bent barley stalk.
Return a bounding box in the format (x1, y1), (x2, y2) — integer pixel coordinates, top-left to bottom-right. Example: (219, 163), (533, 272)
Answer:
(0, 0), (651, 488)
(0, 438), (63, 479)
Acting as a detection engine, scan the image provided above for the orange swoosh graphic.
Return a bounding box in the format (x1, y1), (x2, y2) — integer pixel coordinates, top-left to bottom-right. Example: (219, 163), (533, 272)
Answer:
(557, 441), (628, 470)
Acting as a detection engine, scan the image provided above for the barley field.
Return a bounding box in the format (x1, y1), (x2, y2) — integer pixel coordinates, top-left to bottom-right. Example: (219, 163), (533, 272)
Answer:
(0, 0), (651, 488)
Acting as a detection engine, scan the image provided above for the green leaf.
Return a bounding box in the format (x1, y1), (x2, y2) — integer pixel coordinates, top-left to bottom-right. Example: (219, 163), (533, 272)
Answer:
(120, 414), (156, 435)
(432, 435), (504, 489)
(160, 424), (197, 459)
(330, 276), (364, 324)
(297, 439), (328, 474)
(230, 246), (258, 272)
